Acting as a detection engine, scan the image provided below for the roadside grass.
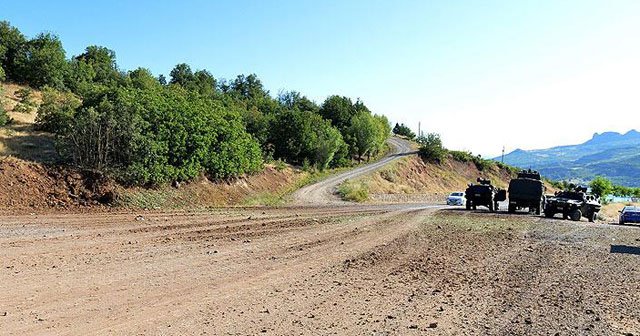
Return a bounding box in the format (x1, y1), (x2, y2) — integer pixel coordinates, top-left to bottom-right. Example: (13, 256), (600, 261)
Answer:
(337, 179), (370, 202)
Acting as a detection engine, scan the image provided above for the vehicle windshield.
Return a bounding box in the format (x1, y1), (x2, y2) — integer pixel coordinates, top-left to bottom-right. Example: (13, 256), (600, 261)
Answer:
(555, 191), (584, 201)
(623, 206), (640, 212)
(451, 192), (463, 197)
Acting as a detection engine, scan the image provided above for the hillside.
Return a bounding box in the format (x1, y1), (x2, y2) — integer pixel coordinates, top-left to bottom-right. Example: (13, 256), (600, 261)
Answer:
(500, 130), (640, 187)
(342, 154), (517, 203)
(0, 83), (57, 163)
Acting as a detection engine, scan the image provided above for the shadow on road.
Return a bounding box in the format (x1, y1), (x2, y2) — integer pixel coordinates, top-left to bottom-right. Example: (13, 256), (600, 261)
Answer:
(610, 245), (640, 256)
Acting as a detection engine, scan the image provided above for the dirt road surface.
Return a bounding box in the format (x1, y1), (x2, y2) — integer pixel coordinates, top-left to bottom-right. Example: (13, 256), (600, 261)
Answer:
(292, 137), (415, 205)
(2, 139), (640, 335)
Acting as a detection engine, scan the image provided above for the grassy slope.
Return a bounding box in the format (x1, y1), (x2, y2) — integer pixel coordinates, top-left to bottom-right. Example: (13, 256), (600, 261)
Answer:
(0, 83), (57, 163)
(339, 154), (516, 203)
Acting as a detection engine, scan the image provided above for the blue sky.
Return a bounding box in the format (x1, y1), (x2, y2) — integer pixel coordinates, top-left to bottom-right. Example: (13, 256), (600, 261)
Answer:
(4, 0), (640, 156)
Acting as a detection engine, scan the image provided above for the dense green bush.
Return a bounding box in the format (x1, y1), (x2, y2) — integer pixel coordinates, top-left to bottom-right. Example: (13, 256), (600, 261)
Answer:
(35, 87), (81, 132)
(417, 133), (447, 163)
(392, 123), (415, 139)
(5, 19), (392, 186)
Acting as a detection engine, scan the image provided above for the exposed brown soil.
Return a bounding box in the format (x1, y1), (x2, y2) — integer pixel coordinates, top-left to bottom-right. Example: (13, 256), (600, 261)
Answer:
(1, 207), (638, 335)
(0, 156), (115, 212)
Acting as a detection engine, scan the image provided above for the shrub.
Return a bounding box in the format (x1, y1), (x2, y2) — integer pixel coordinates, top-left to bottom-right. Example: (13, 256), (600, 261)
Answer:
(13, 102), (33, 113)
(392, 123), (415, 139)
(417, 133), (446, 163)
(0, 104), (8, 126)
(337, 180), (369, 202)
(35, 87), (81, 132)
(16, 87), (35, 106)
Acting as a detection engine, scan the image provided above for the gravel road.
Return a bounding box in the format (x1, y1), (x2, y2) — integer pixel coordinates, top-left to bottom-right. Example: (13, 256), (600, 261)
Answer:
(292, 136), (416, 205)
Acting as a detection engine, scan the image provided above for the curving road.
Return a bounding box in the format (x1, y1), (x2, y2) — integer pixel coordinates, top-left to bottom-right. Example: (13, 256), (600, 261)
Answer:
(292, 136), (416, 205)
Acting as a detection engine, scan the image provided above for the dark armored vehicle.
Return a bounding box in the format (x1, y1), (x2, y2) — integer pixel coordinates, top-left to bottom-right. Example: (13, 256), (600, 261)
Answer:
(465, 178), (507, 212)
(507, 169), (546, 215)
(544, 186), (601, 222)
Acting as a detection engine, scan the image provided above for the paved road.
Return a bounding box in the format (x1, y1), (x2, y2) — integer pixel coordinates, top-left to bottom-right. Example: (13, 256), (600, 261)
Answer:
(292, 136), (417, 205)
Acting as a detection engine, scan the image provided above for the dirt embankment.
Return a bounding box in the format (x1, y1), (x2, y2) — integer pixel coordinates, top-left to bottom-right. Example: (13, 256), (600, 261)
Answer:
(0, 157), (115, 212)
(116, 164), (306, 209)
(0, 155), (308, 212)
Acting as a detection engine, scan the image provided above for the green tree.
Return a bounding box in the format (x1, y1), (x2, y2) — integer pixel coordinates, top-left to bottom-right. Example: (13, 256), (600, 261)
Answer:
(590, 176), (613, 198)
(270, 109), (345, 169)
(66, 45), (122, 95)
(319, 95), (355, 131)
(346, 112), (379, 159)
(417, 133), (446, 163)
(278, 91), (319, 113)
(230, 74), (268, 101)
(192, 69), (217, 96)
(15, 33), (69, 89)
(35, 87), (82, 132)
(0, 65), (5, 81)
(169, 63), (194, 87)
(392, 123), (415, 139)
(0, 21), (27, 81)
(128, 68), (161, 91)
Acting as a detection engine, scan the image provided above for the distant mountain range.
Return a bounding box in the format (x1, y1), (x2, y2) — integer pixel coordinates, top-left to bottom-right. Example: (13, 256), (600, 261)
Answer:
(497, 130), (640, 187)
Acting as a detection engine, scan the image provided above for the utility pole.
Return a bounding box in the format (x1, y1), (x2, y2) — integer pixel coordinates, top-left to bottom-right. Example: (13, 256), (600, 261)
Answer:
(501, 146), (505, 163)
(418, 122), (421, 138)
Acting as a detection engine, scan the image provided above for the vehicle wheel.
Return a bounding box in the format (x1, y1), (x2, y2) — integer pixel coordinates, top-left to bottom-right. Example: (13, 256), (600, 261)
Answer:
(535, 201), (543, 215)
(619, 219), (624, 225)
(489, 200), (495, 212)
(563, 213), (569, 220)
(466, 200), (471, 210)
(472, 204), (477, 210)
(570, 209), (582, 221)
(545, 211), (554, 218)
(508, 203), (515, 213)
(494, 201), (499, 212)
(588, 212), (597, 223)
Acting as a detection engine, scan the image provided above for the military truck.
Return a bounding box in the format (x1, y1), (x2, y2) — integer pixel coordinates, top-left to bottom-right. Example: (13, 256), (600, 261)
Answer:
(465, 178), (507, 212)
(507, 169), (546, 215)
(544, 186), (601, 222)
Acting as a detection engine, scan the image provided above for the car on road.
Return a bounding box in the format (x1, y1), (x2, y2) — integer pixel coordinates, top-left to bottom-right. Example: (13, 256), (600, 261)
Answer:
(619, 205), (640, 225)
(447, 192), (466, 206)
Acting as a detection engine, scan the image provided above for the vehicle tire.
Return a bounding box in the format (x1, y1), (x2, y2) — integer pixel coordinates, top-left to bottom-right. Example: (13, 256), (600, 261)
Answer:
(508, 203), (516, 213)
(494, 201), (499, 212)
(545, 211), (554, 218)
(489, 201), (494, 212)
(588, 212), (597, 223)
(563, 213), (569, 220)
(472, 204), (477, 210)
(619, 218), (624, 225)
(535, 201), (543, 215)
(466, 200), (471, 210)
(570, 209), (582, 221)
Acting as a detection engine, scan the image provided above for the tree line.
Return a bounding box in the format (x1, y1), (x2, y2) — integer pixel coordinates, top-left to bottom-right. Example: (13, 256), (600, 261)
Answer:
(0, 21), (391, 185)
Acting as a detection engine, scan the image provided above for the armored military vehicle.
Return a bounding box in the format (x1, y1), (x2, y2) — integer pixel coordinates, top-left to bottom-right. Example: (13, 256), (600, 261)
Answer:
(507, 169), (546, 215)
(465, 178), (507, 212)
(544, 186), (601, 222)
